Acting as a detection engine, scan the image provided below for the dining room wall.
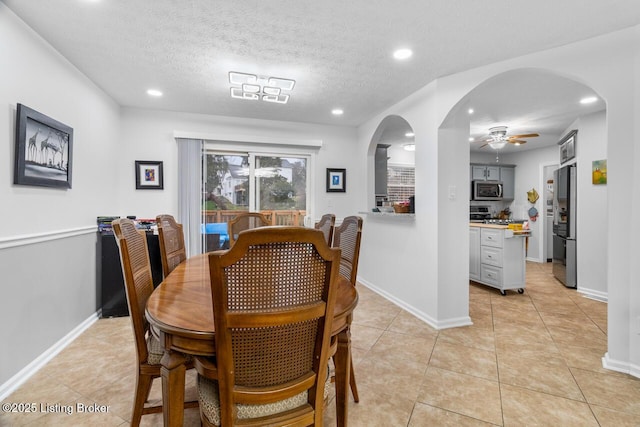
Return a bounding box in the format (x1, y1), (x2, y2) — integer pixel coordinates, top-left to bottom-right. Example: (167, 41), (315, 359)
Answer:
(0, 4), (121, 394)
(116, 107), (361, 222)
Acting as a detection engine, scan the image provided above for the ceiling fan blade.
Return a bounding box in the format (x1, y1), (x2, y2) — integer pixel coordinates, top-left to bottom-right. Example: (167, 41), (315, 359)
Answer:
(480, 143), (489, 149)
(508, 139), (527, 145)
(508, 133), (539, 139)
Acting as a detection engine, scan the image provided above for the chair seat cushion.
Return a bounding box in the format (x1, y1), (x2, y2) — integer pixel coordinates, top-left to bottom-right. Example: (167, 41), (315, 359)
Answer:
(146, 333), (192, 365)
(146, 333), (165, 365)
(197, 374), (331, 425)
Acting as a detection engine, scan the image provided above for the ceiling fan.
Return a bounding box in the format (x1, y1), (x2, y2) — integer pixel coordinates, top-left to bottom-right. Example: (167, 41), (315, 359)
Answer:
(476, 126), (539, 149)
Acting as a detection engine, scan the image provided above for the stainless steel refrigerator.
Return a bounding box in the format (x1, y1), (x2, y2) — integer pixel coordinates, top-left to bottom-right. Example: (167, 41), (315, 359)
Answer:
(552, 164), (577, 288)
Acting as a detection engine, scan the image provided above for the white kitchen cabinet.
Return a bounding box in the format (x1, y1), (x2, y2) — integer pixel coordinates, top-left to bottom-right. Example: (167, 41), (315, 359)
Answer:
(469, 227), (481, 280)
(469, 225), (527, 295)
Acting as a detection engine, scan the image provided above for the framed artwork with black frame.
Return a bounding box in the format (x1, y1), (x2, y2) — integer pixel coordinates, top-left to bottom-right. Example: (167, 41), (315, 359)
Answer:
(135, 160), (164, 190)
(14, 103), (73, 189)
(559, 129), (577, 164)
(326, 168), (346, 192)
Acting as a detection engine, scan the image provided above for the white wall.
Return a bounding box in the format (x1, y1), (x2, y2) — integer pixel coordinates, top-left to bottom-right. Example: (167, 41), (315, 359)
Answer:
(501, 145), (557, 262)
(357, 26), (640, 376)
(0, 4), (121, 390)
(574, 111), (608, 299)
(0, 4), (122, 236)
(118, 108), (360, 222)
(387, 144), (415, 166)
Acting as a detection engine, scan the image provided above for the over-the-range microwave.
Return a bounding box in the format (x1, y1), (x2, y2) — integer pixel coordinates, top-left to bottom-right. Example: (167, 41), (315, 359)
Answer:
(472, 180), (503, 200)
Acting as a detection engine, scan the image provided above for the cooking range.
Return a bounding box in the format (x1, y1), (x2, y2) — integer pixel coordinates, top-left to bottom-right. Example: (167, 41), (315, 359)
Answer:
(470, 205), (526, 224)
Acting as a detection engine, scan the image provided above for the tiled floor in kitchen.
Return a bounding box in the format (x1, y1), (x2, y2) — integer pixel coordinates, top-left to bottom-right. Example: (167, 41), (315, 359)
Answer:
(2, 262), (640, 426)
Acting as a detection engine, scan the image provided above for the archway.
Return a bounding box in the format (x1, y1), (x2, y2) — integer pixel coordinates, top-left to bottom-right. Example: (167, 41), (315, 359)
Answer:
(367, 115), (415, 212)
(439, 67), (608, 313)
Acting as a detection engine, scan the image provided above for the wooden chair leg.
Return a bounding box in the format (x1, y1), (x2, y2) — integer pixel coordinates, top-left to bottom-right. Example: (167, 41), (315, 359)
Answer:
(131, 373), (153, 427)
(349, 356), (359, 402)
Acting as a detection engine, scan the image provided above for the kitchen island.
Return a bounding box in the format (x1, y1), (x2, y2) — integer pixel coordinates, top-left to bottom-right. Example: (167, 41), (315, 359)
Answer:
(469, 223), (530, 295)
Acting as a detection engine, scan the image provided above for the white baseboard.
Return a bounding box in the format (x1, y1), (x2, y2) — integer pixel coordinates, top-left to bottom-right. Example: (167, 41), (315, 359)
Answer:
(357, 278), (472, 330)
(577, 287), (608, 302)
(0, 311), (100, 401)
(602, 352), (640, 379)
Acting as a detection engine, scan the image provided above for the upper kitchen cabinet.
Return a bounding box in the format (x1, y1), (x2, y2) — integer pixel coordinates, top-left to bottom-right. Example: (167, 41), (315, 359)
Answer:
(470, 163), (516, 200)
(471, 164), (500, 181)
(500, 166), (515, 200)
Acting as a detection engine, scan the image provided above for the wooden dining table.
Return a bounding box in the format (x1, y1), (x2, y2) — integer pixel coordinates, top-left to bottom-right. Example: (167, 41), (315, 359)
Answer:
(146, 252), (359, 427)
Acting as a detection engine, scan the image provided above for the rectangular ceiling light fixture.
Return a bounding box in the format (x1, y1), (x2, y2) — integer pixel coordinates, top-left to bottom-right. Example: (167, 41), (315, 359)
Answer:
(229, 71), (295, 104)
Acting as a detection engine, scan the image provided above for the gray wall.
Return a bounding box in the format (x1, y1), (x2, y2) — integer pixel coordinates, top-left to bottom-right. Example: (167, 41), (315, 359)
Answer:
(0, 232), (97, 385)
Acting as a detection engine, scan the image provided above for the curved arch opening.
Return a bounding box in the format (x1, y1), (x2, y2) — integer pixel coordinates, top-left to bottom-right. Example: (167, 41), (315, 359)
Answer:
(439, 66), (608, 314)
(367, 115), (415, 212)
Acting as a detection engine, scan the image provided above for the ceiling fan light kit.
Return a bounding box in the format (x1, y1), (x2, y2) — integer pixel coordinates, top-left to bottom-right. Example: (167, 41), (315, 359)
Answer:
(475, 125), (539, 150)
(488, 140), (507, 150)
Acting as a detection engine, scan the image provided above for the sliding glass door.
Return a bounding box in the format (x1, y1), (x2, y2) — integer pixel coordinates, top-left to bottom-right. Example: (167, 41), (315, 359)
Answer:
(201, 150), (309, 251)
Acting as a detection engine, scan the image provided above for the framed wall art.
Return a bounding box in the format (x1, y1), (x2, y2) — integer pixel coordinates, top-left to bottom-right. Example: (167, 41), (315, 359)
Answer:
(14, 103), (73, 189)
(592, 159), (607, 185)
(135, 160), (164, 190)
(559, 129), (577, 164)
(326, 168), (346, 192)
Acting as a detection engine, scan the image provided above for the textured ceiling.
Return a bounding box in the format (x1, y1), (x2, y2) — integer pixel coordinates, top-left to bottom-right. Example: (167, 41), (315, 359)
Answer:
(3, 0), (640, 130)
(466, 70), (605, 153)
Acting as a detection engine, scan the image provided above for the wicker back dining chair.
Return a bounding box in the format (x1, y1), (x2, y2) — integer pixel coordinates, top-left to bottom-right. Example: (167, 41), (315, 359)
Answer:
(333, 216), (364, 287)
(227, 212), (269, 247)
(195, 226), (341, 426)
(331, 215), (363, 403)
(112, 218), (197, 426)
(156, 214), (186, 278)
(314, 213), (336, 246)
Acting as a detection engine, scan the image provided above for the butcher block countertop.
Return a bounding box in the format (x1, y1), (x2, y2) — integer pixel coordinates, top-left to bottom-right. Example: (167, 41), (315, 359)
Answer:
(470, 223), (509, 229)
(469, 223), (531, 236)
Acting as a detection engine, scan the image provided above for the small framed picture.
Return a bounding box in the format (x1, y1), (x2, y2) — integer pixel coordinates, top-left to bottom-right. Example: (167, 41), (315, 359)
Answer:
(559, 130), (577, 164)
(592, 159), (607, 185)
(135, 160), (164, 190)
(326, 168), (346, 192)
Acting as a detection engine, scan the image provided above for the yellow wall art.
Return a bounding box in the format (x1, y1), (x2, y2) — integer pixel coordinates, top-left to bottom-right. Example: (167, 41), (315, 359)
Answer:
(592, 159), (607, 185)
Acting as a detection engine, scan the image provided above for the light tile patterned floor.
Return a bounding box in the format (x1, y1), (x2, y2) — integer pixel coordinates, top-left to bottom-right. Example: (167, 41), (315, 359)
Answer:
(3, 262), (640, 426)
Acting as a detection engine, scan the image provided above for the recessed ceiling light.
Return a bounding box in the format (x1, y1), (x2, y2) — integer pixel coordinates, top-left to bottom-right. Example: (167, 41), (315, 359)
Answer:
(331, 109), (344, 115)
(405, 132), (415, 137)
(393, 48), (413, 60)
(402, 143), (415, 151)
(468, 108), (474, 114)
(580, 96), (598, 104)
(469, 137), (474, 142)
(147, 89), (163, 97)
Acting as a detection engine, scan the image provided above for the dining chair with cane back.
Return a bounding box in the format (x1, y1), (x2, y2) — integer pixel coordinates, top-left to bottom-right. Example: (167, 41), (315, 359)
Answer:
(227, 212), (269, 247)
(194, 226), (341, 426)
(156, 214), (186, 278)
(112, 218), (198, 426)
(331, 215), (363, 403)
(314, 213), (336, 246)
